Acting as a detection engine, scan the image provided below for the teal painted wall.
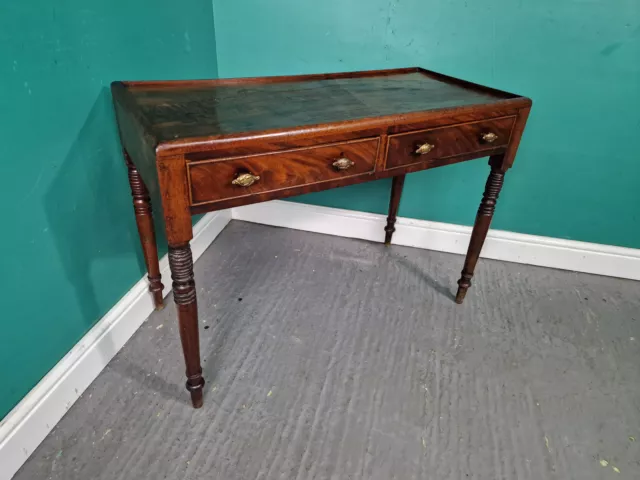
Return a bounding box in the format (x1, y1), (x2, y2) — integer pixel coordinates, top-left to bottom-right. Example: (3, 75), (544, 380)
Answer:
(0, 1), (218, 418)
(1, 0), (637, 423)
(213, 0), (640, 249)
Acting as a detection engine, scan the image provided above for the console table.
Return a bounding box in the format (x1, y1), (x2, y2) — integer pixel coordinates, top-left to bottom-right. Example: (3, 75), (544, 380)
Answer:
(112, 68), (531, 408)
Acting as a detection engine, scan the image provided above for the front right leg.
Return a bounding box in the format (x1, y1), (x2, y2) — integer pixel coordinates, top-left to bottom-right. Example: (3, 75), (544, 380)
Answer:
(168, 243), (205, 408)
(455, 155), (506, 304)
(157, 154), (206, 408)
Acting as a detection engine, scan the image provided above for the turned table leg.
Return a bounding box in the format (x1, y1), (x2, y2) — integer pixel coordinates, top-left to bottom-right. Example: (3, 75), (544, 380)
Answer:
(385, 174), (406, 245)
(168, 244), (205, 408)
(455, 156), (506, 304)
(125, 151), (164, 310)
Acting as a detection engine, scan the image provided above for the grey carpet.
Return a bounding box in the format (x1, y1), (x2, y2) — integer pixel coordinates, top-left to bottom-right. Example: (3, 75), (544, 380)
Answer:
(12, 221), (640, 480)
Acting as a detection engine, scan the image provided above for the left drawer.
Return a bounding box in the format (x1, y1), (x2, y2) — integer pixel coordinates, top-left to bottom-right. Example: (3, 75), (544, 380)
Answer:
(188, 138), (379, 206)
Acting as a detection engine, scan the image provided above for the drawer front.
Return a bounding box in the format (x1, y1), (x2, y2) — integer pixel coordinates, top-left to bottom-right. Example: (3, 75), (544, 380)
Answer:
(189, 138), (379, 205)
(386, 116), (515, 169)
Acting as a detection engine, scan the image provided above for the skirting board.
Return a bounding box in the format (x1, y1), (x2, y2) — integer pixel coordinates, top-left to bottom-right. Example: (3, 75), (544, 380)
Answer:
(0, 209), (231, 480)
(232, 200), (640, 282)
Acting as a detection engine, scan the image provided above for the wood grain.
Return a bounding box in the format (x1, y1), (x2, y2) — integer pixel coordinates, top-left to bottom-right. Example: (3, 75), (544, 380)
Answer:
(156, 155), (193, 245)
(188, 146), (509, 214)
(501, 107), (531, 170)
(386, 116), (515, 169)
(189, 138), (379, 206)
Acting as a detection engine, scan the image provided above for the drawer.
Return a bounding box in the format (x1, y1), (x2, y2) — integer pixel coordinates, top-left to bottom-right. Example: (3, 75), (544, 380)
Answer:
(386, 116), (515, 169)
(188, 138), (379, 205)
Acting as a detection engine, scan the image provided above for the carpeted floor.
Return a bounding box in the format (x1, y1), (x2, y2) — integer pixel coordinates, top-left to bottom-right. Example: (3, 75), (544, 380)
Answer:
(13, 220), (640, 480)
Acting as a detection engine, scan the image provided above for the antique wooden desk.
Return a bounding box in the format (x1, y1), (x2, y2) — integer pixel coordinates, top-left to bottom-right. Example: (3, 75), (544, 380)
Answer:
(112, 68), (531, 408)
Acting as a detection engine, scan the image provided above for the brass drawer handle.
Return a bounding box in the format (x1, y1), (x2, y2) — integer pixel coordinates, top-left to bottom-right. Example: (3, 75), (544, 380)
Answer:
(481, 132), (498, 143)
(232, 172), (260, 187)
(332, 157), (355, 171)
(415, 142), (435, 155)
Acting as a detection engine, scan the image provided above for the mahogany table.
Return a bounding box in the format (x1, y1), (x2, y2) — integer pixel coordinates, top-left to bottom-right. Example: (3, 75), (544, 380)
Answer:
(112, 68), (531, 408)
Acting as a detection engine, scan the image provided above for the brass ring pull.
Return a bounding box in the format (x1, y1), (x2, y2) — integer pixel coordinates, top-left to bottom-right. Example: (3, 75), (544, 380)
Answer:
(415, 142), (435, 155)
(481, 132), (498, 143)
(232, 172), (260, 187)
(332, 157), (355, 171)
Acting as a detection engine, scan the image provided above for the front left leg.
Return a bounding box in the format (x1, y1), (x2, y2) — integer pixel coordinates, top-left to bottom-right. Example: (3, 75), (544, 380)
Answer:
(168, 243), (205, 408)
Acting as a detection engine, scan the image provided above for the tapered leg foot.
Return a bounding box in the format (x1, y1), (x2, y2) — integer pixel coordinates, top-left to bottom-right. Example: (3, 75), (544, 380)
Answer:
(187, 376), (205, 409)
(125, 151), (165, 310)
(455, 273), (472, 304)
(384, 232), (393, 246)
(169, 244), (205, 408)
(384, 227), (394, 246)
(385, 175), (406, 245)
(455, 157), (506, 304)
(151, 278), (164, 310)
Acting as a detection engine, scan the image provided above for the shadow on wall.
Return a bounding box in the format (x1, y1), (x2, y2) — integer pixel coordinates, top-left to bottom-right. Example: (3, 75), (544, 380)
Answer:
(44, 87), (156, 328)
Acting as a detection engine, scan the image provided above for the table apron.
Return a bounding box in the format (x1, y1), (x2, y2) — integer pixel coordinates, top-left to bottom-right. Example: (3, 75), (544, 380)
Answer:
(189, 145), (507, 214)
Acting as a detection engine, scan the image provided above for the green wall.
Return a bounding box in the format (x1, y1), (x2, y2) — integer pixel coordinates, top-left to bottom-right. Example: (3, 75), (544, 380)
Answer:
(213, 0), (640, 249)
(0, 1), (218, 418)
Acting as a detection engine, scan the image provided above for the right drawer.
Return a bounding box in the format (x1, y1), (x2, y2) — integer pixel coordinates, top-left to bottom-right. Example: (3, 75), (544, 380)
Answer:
(386, 116), (516, 169)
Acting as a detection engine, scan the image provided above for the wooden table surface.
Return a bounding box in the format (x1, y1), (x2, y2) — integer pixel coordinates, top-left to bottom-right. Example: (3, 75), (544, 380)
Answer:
(116, 70), (516, 140)
(112, 67), (531, 408)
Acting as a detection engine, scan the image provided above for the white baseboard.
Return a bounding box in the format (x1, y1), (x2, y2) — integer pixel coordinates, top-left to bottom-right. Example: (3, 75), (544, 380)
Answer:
(0, 209), (231, 480)
(232, 200), (640, 281)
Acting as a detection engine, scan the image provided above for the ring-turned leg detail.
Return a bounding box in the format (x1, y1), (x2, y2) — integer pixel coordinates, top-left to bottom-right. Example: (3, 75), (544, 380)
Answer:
(455, 158), (506, 304)
(125, 151), (164, 310)
(385, 174), (406, 245)
(168, 244), (205, 408)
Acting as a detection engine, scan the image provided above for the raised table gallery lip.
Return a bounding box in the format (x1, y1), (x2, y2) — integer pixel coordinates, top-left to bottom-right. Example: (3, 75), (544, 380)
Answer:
(113, 66), (423, 88)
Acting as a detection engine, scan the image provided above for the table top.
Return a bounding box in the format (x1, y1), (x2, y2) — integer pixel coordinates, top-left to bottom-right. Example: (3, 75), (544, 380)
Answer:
(113, 68), (524, 144)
